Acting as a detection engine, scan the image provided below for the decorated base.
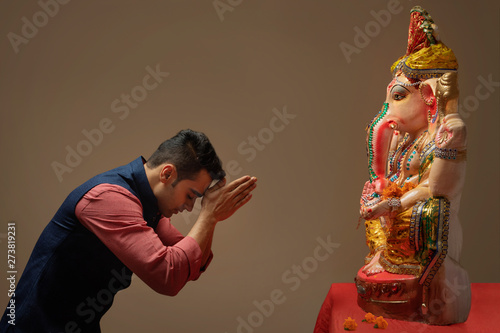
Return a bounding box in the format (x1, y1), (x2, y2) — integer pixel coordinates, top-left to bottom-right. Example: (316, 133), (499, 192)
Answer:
(314, 283), (497, 332)
(355, 267), (425, 322)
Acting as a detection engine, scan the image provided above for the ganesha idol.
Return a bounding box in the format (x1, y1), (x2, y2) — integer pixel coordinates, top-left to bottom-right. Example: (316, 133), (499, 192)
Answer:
(355, 6), (471, 325)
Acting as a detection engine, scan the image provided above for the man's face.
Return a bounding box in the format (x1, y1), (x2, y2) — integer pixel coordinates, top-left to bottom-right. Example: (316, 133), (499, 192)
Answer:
(157, 168), (213, 218)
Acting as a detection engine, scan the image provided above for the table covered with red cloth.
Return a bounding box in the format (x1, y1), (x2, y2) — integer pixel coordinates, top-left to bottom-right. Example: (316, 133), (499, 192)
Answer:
(313, 283), (499, 332)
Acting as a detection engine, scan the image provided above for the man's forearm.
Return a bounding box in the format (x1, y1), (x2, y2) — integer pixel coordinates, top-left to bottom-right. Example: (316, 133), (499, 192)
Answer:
(187, 215), (216, 264)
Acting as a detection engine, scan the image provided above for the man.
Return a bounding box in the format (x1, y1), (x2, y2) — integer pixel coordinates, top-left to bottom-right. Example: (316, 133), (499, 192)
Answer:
(0, 129), (257, 332)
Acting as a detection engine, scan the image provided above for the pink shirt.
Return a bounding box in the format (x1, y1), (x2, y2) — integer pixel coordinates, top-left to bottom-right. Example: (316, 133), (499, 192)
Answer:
(75, 183), (212, 296)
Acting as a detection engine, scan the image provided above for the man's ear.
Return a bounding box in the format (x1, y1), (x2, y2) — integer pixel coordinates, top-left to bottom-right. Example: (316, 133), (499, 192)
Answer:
(160, 164), (177, 184)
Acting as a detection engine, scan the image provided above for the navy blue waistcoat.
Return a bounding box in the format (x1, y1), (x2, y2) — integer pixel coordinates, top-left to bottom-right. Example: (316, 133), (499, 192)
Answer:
(0, 157), (160, 333)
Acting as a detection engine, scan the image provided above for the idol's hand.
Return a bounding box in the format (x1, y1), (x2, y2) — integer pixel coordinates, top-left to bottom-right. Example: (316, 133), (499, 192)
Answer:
(435, 113), (466, 149)
(360, 181), (376, 206)
(200, 176), (257, 223)
(360, 200), (391, 220)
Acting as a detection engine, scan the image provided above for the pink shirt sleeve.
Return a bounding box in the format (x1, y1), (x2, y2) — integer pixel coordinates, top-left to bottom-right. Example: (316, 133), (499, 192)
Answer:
(155, 216), (213, 272)
(75, 183), (210, 296)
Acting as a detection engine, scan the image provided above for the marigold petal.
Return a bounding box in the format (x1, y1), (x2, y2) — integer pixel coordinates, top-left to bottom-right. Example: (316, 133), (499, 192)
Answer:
(343, 317), (358, 331)
(374, 316), (388, 329)
(364, 312), (377, 323)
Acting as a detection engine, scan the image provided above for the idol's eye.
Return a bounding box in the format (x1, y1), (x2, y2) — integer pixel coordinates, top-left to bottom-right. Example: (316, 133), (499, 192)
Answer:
(393, 93), (405, 101)
(391, 86), (408, 101)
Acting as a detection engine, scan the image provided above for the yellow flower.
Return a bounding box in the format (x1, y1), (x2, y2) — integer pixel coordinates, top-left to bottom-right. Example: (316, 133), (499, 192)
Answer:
(374, 316), (388, 329)
(362, 312), (377, 323)
(343, 317), (358, 331)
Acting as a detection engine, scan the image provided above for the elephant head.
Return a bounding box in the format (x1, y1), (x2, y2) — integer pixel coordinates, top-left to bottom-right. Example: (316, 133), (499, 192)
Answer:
(366, 75), (439, 192)
(364, 6), (458, 194)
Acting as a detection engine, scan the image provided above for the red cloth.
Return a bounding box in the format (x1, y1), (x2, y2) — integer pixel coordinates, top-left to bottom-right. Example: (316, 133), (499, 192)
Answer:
(314, 283), (500, 332)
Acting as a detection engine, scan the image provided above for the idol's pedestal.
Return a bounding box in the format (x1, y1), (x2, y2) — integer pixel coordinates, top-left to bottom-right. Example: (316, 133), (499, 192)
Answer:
(355, 268), (424, 322)
(313, 282), (500, 333)
(355, 263), (472, 325)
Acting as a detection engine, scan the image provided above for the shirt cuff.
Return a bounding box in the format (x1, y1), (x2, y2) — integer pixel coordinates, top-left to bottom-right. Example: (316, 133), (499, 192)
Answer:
(201, 252), (213, 272)
(173, 236), (205, 281)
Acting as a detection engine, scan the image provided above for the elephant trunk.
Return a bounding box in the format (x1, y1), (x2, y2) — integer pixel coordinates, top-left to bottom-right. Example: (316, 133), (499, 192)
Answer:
(367, 103), (395, 193)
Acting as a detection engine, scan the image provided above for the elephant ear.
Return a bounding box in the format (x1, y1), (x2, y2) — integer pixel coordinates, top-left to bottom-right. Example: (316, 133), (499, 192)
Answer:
(423, 73), (460, 136)
(419, 78), (440, 134)
(419, 80), (437, 106)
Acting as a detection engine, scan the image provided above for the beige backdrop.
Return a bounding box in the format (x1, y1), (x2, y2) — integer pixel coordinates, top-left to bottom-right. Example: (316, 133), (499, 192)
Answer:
(1, 1), (498, 332)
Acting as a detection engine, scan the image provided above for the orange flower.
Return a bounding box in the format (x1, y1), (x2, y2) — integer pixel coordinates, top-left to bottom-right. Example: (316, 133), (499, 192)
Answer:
(343, 317), (358, 331)
(362, 312), (376, 323)
(374, 316), (388, 329)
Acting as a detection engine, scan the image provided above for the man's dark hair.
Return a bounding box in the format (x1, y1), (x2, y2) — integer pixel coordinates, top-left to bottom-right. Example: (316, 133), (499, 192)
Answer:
(146, 129), (226, 184)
